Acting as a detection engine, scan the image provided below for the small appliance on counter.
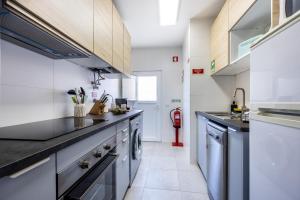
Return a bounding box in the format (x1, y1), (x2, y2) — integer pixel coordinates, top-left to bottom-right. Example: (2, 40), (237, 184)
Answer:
(110, 98), (129, 115)
(115, 98), (128, 109)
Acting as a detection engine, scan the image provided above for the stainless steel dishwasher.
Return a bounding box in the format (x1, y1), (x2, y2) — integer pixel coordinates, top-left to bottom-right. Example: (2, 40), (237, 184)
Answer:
(207, 121), (227, 200)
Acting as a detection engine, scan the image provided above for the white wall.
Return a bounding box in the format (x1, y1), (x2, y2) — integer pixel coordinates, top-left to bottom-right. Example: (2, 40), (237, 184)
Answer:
(185, 19), (236, 163)
(235, 70), (250, 107)
(132, 47), (183, 143)
(182, 26), (191, 147)
(0, 39), (120, 127)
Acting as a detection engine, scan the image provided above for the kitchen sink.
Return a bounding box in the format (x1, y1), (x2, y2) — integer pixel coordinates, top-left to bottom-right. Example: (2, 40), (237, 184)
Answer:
(208, 112), (249, 122)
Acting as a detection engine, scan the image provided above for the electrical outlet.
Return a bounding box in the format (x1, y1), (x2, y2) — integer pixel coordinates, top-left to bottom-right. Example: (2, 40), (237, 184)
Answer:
(171, 99), (181, 103)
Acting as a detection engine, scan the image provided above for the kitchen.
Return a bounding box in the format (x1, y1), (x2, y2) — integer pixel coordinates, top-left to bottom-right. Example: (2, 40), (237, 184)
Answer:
(0, 0), (299, 200)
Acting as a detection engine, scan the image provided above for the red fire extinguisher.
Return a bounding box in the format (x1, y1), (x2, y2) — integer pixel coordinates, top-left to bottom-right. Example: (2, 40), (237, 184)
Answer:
(170, 107), (183, 147)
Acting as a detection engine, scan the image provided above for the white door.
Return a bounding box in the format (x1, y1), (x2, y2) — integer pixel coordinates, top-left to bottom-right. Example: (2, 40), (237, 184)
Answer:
(133, 71), (161, 141)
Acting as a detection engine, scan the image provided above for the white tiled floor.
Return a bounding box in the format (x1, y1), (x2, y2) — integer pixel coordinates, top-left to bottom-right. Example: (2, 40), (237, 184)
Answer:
(125, 142), (209, 200)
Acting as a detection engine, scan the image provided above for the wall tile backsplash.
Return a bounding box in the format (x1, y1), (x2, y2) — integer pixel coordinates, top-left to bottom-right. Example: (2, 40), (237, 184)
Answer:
(0, 39), (120, 127)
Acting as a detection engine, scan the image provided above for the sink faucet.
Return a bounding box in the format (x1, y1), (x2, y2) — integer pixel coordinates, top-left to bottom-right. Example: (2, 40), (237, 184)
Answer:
(233, 88), (249, 121)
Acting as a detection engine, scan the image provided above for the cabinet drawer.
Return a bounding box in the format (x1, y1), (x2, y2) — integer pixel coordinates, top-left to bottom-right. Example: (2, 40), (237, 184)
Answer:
(116, 149), (129, 200)
(116, 135), (129, 166)
(117, 126), (129, 145)
(0, 155), (56, 200)
(57, 126), (116, 172)
(117, 119), (129, 132)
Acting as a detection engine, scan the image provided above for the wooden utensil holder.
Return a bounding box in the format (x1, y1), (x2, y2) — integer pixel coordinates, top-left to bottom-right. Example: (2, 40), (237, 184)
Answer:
(89, 101), (106, 115)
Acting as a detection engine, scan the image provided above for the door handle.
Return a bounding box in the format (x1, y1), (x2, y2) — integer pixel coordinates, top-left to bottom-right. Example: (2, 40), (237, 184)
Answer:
(122, 137), (128, 143)
(9, 157), (50, 179)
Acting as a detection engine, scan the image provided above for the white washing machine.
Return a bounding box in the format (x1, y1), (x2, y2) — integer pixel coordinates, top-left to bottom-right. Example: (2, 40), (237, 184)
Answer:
(129, 115), (143, 185)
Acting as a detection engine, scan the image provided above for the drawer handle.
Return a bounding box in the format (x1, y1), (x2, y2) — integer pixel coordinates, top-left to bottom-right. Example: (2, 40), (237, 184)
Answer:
(122, 156), (128, 162)
(9, 157), (50, 179)
(122, 137), (128, 143)
(122, 128), (128, 133)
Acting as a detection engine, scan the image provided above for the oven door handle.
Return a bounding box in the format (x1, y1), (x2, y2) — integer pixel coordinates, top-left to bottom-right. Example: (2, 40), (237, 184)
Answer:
(66, 154), (119, 200)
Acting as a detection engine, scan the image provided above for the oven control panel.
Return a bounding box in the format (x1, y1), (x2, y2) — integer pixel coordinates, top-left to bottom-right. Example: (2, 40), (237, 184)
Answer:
(57, 135), (117, 197)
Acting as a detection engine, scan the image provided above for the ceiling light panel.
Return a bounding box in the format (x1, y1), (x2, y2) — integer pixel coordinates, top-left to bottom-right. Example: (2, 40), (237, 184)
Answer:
(159, 0), (180, 26)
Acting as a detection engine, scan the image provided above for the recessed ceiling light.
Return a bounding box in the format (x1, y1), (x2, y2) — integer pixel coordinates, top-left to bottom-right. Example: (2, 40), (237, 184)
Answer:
(159, 0), (180, 26)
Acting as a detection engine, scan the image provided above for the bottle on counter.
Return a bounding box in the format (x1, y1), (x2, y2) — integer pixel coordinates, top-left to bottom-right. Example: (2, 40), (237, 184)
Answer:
(231, 101), (238, 113)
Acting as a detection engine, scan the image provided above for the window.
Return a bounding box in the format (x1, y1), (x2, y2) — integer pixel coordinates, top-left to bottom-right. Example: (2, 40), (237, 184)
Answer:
(137, 76), (157, 101)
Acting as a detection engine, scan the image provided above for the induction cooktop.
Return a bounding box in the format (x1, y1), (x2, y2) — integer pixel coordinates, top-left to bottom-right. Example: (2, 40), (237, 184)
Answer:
(0, 117), (106, 141)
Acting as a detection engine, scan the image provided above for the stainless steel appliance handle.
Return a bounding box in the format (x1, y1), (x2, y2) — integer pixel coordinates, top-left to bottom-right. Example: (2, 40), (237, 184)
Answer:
(66, 154), (119, 200)
(207, 121), (227, 132)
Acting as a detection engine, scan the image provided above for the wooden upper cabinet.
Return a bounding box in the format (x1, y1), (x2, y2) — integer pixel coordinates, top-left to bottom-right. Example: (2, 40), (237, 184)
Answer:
(112, 4), (124, 72)
(94, 0), (113, 65)
(210, 0), (229, 72)
(228, 0), (256, 29)
(10, 0), (94, 52)
(123, 26), (132, 75)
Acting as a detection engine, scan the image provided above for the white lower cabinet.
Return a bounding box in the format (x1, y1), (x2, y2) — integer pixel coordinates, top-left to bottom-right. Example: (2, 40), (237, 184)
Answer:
(0, 154), (56, 200)
(228, 128), (249, 200)
(116, 121), (130, 200)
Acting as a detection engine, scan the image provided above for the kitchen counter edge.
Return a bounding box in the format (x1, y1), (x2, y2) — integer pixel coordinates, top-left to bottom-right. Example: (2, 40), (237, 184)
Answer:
(195, 111), (249, 132)
(0, 110), (143, 178)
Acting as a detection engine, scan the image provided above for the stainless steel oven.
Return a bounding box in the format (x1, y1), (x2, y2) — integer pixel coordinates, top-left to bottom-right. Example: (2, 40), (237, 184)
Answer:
(58, 135), (118, 200)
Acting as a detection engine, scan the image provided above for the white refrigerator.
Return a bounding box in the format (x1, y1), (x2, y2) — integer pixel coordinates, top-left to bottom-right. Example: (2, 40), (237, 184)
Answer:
(250, 19), (300, 200)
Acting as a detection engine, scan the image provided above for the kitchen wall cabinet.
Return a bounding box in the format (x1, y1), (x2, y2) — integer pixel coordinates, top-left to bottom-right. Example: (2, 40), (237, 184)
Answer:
(228, 0), (256, 29)
(94, 0), (113, 65)
(210, 0), (229, 73)
(113, 4), (124, 72)
(9, 0), (94, 52)
(123, 26), (132, 75)
(0, 155), (56, 200)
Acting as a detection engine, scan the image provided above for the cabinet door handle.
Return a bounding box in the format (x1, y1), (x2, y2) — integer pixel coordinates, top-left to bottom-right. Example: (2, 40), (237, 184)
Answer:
(122, 137), (128, 143)
(9, 157), (50, 179)
(122, 155), (128, 163)
(122, 128), (128, 133)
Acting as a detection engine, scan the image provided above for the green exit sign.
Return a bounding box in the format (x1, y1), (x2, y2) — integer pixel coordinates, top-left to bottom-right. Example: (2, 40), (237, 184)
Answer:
(211, 60), (216, 73)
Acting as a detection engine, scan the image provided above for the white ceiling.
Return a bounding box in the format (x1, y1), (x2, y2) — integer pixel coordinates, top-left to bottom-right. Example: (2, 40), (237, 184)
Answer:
(114, 0), (225, 48)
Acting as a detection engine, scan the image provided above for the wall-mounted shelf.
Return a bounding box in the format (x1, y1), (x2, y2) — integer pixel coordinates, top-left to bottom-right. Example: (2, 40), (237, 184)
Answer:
(213, 53), (250, 76)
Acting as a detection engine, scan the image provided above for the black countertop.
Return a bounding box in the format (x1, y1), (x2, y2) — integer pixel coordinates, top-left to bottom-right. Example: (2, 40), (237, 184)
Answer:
(195, 111), (249, 132)
(0, 110), (143, 178)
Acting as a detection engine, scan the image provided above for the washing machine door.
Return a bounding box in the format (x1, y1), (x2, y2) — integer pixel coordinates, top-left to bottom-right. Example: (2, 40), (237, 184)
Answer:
(132, 129), (142, 160)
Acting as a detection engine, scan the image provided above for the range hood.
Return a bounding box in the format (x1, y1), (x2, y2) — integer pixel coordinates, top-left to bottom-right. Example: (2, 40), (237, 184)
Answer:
(0, 3), (90, 59)
(0, 1), (119, 74)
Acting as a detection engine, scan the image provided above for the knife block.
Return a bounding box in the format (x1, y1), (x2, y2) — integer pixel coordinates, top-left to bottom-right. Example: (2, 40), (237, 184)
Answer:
(89, 101), (105, 115)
